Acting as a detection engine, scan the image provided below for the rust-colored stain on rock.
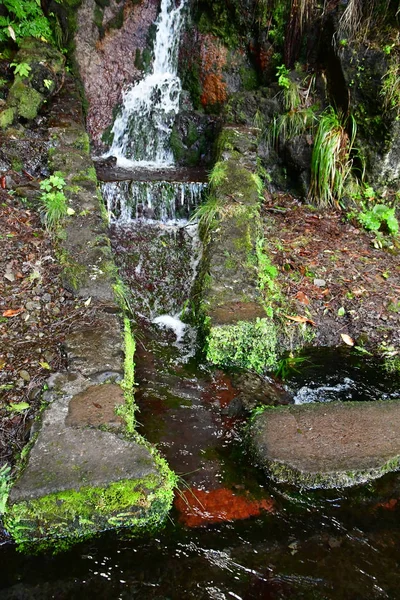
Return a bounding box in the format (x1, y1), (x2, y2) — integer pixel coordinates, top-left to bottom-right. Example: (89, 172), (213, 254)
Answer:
(199, 34), (228, 108)
(175, 487), (275, 527)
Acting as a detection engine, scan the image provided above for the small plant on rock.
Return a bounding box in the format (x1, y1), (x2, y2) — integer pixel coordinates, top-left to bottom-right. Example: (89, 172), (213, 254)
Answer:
(39, 173), (69, 229)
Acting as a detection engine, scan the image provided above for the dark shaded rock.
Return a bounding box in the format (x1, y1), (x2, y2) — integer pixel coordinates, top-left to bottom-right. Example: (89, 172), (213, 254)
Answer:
(170, 110), (218, 167)
(231, 371), (292, 411)
(284, 135), (312, 197)
(336, 44), (400, 190)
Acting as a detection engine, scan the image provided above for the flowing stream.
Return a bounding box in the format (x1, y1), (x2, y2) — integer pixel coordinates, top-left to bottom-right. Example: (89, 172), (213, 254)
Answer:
(2, 1), (400, 597)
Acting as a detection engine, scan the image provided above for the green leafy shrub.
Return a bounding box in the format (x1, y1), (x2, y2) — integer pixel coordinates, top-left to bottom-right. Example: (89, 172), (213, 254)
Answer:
(0, 0), (53, 45)
(358, 204), (399, 235)
(10, 61), (31, 77)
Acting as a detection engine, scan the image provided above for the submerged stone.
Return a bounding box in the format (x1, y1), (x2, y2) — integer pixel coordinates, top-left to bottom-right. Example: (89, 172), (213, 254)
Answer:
(250, 401), (400, 489)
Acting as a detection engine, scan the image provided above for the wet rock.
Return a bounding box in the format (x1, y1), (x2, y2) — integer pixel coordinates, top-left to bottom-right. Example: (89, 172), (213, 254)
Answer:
(250, 400), (400, 488)
(65, 383), (125, 429)
(64, 313), (123, 378)
(231, 372), (292, 411)
(74, 0), (159, 145)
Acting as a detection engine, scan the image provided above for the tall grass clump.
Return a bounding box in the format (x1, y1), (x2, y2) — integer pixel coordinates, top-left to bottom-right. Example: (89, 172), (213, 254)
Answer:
(270, 74), (317, 149)
(308, 108), (356, 207)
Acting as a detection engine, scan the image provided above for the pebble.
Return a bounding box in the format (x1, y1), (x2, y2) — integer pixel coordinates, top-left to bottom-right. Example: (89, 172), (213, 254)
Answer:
(314, 278), (326, 287)
(42, 293), (52, 302)
(25, 301), (40, 311)
(19, 369), (31, 382)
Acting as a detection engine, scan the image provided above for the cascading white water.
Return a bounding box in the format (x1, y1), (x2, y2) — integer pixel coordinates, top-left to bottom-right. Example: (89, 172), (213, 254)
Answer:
(107, 0), (187, 167)
(102, 180), (206, 224)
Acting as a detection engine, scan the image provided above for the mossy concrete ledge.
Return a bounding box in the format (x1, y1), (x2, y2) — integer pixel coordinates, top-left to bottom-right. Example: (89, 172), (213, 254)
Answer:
(250, 401), (400, 489)
(4, 313), (175, 553)
(199, 126), (278, 372)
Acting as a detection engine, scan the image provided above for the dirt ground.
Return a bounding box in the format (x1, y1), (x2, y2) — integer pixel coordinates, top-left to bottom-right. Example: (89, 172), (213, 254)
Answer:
(262, 194), (400, 355)
(0, 188), (92, 469)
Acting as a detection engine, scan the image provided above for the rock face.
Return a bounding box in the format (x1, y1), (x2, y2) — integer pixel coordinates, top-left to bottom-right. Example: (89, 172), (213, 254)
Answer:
(74, 0), (159, 146)
(250, 401), (400, 488)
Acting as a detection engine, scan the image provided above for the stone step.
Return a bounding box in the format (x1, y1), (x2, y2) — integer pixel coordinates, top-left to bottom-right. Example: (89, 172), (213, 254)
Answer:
(250, 400), (400, 488)
(95, 162), (208, 184)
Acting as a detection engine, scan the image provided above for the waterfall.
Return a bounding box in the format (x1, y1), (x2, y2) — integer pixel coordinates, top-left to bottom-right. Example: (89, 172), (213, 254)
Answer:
(106, 0), (187, 167)
(102, 180), (205, 224)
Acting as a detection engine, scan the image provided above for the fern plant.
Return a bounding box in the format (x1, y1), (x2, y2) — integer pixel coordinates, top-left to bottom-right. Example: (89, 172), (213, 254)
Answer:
(0, 0), (53, 44)
(308, 108), (356, 207)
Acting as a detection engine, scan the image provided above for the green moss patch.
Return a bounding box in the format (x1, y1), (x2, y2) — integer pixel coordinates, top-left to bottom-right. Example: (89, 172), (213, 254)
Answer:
(206, 317), (278, 372)
(5, 473), (174, 554)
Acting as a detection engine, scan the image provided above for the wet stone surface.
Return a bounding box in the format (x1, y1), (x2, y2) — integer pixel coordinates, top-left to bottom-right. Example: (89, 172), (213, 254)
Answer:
(65, 383), (125, 429)
(251, 400), (400, 488)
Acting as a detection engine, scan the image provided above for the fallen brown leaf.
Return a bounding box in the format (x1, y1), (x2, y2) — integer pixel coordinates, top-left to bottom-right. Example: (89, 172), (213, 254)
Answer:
(284, 314), (316, 326)
(2, 308), (24, 318)
(341, 333), (354, 346)
(295, 291), (310, 305)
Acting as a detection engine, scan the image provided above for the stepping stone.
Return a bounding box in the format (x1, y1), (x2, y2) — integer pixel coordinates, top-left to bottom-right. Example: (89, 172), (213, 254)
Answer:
(250, 401), (400, 488)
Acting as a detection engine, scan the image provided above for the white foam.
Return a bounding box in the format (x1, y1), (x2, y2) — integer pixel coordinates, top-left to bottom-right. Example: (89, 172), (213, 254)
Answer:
(294, 377), (355, 405)
(152, 314), (187, 342)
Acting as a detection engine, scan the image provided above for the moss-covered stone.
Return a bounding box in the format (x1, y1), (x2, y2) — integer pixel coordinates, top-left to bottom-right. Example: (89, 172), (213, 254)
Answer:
(0, 107), (16, 129)
(5, 472), (175, 554)
(206, 318), (278, 372)
(3, 38), (65, 125)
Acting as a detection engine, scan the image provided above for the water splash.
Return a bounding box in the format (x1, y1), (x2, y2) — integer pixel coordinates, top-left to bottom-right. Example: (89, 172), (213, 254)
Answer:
(107, 0), (187, 166)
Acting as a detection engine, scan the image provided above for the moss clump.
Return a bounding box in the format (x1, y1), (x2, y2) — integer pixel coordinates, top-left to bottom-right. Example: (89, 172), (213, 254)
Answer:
(5, 473), (174, 554)
(0, 107), (16, 128)
(71, 165), (97, 184)
(206, 317), (278, 373)
(170, 126), (185, 162)
(8, 79), (43, 120)
(73, 132), (90, 153)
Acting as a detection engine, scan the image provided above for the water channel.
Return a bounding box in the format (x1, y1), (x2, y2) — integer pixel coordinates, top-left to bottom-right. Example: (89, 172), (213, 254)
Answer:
(1, 0), (400, 597)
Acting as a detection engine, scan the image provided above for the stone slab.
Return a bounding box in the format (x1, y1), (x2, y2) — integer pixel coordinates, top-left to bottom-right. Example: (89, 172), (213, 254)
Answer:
(64, 313), (123, 378)
(251, 401), (400, 488)
(65, 383), (125, 428)
(9, 427), (157, 502)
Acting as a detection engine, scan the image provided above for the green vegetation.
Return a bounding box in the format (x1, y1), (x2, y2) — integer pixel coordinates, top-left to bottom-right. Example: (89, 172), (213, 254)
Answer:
(0, 464), (11, 515)
(10, 62), (31, 78)
(358, 204), (399, 235)
(206, 318), (278, 373)
(39, 173), (69, 229)
(381, 59), (400, 116)
(309, 108), (356, 207)
(0, 0), (54, 45)
(270, 72), (317, 149)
